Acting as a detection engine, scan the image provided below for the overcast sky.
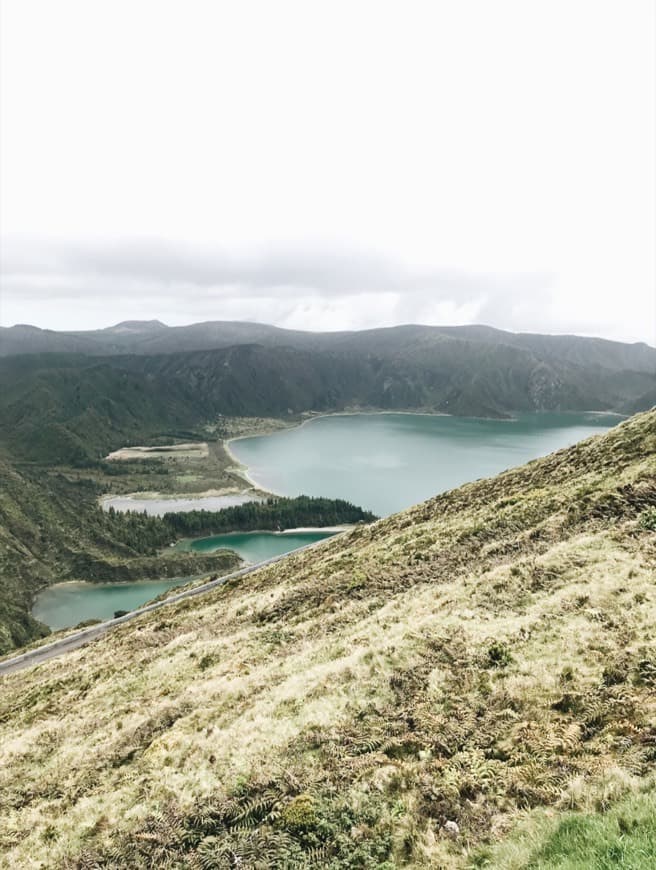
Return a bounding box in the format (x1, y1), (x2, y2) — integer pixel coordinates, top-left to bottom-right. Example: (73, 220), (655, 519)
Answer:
(1, 0), (654, 343)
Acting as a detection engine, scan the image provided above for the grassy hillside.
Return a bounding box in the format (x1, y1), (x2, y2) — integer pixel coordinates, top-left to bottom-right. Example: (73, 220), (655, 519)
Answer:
(1, 410), (654, 867)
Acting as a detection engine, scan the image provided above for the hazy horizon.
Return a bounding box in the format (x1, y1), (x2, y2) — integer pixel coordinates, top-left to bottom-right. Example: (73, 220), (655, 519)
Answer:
(1, 1), (654, 345)
(4, 315), (655, 349)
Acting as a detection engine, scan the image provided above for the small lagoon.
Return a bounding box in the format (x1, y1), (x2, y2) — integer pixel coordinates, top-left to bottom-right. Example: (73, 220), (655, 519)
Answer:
(32, 578), (193, 631)
(101, 492), (261, 516)
(183, 529), (336, 562)
(33, 530), (336, 629)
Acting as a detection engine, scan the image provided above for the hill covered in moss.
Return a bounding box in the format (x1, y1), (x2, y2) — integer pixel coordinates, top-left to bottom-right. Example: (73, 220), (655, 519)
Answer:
(1, 410), (654, 867)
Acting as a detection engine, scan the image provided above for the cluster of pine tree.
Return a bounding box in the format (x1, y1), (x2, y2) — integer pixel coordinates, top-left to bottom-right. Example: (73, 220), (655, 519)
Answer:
(161, 496), (377, 537)
(103, 496), (376, 552)
(103, 506), (172, 554)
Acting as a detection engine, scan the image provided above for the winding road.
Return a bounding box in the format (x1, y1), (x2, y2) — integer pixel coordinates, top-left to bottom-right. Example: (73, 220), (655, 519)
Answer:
(0, 535), (336, 679)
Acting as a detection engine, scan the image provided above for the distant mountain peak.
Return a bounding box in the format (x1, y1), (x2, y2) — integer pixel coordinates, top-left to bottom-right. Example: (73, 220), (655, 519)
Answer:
(103, 320), (168, 334)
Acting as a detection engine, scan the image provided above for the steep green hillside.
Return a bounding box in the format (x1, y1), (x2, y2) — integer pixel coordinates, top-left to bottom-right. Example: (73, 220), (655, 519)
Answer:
(0, 456), (240, 653)
(1, 410), (654, 867)
(0, 353), (209, 465)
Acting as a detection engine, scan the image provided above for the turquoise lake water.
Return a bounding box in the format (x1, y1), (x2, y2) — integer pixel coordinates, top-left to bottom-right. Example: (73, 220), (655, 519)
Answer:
(230, 412), (619, 517)
(34, 411), (619, 629)
(33, 532), (336, 629)
(32, 578), (193, 631)
(187, 530), (336, 561)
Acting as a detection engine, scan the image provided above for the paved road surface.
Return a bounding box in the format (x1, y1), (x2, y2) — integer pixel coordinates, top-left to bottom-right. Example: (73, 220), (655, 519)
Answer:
(0, 536), (336, 679)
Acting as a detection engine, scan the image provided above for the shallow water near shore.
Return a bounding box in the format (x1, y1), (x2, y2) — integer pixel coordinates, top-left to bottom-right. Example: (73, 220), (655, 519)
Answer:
(33, 531), (337, 629)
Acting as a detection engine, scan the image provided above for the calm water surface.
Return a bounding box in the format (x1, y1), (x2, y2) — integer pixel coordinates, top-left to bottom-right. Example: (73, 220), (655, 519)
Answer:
(32, 578), (194, 631)
(33, 531), (336, 629)
(187, 530), (335, 561)
(230, 412), (619, 516)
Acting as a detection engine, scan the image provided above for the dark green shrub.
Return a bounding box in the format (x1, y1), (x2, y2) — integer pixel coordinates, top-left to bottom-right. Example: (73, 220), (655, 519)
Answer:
(198, 653), (218, 671)
(279, 794), (317, 832)
(560, 665), (575, 684)
(486, 641), (513, 669)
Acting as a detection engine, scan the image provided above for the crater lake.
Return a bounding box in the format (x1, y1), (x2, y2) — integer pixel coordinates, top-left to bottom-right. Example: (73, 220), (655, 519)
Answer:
(229, 412), (620, 517)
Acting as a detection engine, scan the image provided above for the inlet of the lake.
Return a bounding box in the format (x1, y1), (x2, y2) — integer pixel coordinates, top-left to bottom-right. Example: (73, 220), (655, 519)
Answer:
(32, 578), (194, 631)
(100, 492), (261, 516)
(183, 530), (336, 561)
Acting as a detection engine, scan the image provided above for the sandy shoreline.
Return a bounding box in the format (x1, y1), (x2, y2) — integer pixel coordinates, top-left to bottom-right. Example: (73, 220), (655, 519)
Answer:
(100, 485), (258, 504)
(223, 439), (275, 493)
(279, 525), (351, 533)
(197, 525), (351, 536)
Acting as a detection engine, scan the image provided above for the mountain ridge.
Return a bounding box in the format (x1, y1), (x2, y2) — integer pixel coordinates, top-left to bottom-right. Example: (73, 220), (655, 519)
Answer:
(1, 319), (654, 363)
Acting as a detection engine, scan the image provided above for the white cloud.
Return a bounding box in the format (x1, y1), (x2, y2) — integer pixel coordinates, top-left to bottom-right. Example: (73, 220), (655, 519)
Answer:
(0, 0), (654, 343)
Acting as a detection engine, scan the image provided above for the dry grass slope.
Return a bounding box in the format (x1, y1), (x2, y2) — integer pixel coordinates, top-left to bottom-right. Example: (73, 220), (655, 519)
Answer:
(0, 410), (655, 868)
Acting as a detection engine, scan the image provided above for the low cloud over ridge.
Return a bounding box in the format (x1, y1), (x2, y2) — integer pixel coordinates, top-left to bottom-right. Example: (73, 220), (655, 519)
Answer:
(1, 236), (558, 334)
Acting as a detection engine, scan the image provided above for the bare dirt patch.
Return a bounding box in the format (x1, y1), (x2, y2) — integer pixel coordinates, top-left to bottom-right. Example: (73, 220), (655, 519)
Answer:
(106, 443), (210, 461)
